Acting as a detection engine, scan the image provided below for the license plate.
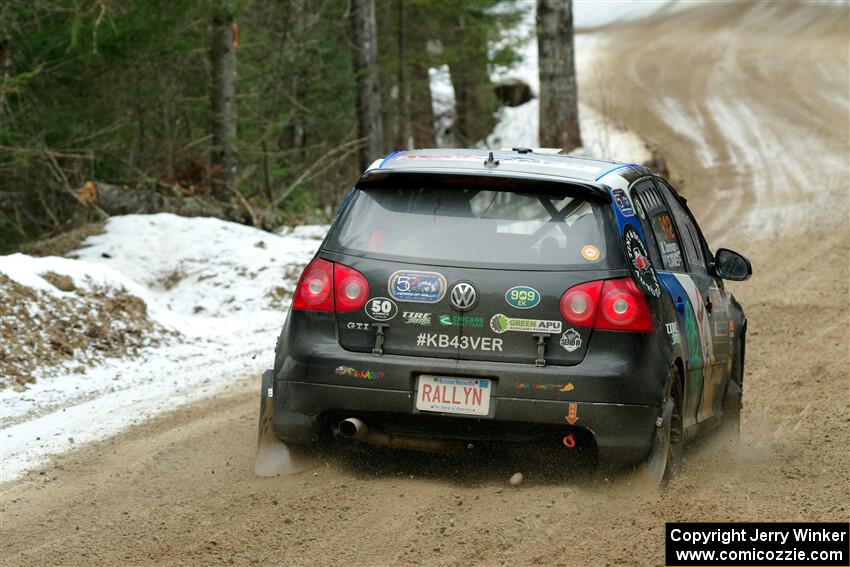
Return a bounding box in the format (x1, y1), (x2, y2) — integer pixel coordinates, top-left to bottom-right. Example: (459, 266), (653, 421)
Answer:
(416, 375), (491, 416)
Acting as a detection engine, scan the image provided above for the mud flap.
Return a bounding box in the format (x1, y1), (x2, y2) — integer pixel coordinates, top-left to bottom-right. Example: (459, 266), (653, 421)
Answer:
(639, 397), (674, 487)
(255, 370), (302, 477)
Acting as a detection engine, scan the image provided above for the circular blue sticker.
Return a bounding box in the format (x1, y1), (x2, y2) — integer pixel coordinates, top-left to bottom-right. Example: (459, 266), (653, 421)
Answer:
(505, 286), (540, 309)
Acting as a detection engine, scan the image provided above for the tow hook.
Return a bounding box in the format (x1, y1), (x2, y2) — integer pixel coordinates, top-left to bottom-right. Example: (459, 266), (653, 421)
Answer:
(371, 323), (389, 356)
(562, 433), (576, 449)
(532, 333), (551, 367)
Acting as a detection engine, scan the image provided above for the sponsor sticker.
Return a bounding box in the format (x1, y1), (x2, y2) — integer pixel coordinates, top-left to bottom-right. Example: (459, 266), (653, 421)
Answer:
(388, 270), (447, 303)
(581, 244), (601, 262)
(489, 314), (562, 334)
(365, 297), (398, 321)
(624, 226), (661, 298)
(402, 311), (432, 326)
(505, 286), (540, 309)
(612, 188), (635, 217)
(334, 366), (384, 381)
(560, 328), (582, 352)
(714, 320), (729, 337)
(665, 322), (681, 345)
(439, 314), (484, 328)
(415, 332), (503, 352)
(346, 322), (372, 331)
(514, 383), (574, 392)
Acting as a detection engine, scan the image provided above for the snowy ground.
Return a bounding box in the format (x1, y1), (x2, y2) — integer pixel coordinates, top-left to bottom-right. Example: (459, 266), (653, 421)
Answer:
(1, 215), (325, 481)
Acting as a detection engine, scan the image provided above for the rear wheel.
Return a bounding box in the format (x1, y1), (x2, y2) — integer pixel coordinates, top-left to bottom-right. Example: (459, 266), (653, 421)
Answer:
(642, 366), (684, 484)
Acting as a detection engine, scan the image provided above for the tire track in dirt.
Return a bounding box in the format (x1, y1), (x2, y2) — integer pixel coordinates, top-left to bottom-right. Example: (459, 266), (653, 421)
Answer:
(1, 3), (848, 566)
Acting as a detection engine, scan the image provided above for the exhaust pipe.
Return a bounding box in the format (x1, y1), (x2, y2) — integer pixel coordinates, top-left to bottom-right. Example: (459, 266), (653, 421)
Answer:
(339, 417), (368, 439)
(339, 417), (463, 454)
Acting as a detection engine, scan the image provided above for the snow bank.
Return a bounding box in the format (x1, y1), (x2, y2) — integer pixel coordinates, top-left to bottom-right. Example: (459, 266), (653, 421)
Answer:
(484, 99), (650, 164)
(1, 214), (326, 481)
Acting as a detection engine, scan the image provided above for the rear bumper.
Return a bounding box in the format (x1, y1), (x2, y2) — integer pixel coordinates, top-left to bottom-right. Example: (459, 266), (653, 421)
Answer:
(272, 379), (659, 465)
(271, 311), (669, 466)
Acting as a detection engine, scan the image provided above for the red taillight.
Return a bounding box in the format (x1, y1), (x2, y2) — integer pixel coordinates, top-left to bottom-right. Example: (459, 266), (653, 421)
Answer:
(292, 258), (334, 312)
(560, 280), (603, 326)
(292, 258), (369, 313)
(597, 278), (653, 331)
(333, 263), (369, 312)
(559, 277), (654, 332)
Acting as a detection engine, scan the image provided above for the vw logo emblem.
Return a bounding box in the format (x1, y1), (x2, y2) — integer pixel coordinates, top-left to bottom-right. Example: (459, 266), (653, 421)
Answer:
(450, 282), (477, 311)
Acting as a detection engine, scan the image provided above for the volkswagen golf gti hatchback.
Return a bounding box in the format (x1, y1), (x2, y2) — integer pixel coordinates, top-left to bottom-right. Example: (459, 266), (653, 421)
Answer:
(256, 148), (752, 482)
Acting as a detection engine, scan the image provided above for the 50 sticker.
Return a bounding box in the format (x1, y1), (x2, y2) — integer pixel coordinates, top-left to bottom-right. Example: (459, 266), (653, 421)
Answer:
(505, 286), (540, 309)
(365, 297), (398, 321)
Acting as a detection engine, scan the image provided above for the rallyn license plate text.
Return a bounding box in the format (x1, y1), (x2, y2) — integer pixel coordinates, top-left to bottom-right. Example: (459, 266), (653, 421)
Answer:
(416, 333), (503, 351)
(416, 375), (492, 416)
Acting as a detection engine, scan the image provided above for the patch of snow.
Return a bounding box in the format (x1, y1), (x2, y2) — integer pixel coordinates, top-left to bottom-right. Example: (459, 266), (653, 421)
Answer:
(654, 97), (718, 168)
(1, 214), (326, 482)
(483, 97), (650, 164)
(573, 0), (678, 30)
(429, 65), (456, 147)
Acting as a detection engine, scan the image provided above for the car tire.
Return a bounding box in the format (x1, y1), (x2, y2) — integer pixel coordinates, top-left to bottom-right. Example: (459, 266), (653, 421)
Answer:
(721, 339), (744, 436)
(642, 365), (684, 485)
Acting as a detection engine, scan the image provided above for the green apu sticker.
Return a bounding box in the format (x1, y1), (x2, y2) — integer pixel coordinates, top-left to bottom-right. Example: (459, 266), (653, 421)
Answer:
(505, 286), (540, 309)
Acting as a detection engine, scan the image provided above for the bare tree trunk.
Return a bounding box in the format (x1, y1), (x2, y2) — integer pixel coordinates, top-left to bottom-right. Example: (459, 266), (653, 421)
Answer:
(396, 0), (412, 149)
(350, 0), (385, 170)
(289, 0), (308, 159)
(210, 0), (238, 201)
(537, 0), (582, 152)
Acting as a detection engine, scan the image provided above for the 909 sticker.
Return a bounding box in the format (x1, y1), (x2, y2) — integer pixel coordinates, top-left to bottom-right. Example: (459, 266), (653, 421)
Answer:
(505, 286), (540, 309)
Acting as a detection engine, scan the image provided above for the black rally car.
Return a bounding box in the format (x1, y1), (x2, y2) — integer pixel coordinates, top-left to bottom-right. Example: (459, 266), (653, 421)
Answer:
(257, 149), (752, 481)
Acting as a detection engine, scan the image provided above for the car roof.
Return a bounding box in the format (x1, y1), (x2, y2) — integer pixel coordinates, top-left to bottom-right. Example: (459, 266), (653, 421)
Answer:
(374, 148), (638, 179)
(358, 149), (653, 198)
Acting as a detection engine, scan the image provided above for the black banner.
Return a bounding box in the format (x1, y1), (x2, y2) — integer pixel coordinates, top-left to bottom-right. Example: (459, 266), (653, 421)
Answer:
(666, 522), (849, 566)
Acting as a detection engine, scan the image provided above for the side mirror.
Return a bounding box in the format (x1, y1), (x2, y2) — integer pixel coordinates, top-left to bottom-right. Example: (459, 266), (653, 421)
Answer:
(713, 248), (752, 281)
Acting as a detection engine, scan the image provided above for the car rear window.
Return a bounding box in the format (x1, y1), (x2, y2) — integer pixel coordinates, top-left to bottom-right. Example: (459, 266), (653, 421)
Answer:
(326, 185), (624, 270)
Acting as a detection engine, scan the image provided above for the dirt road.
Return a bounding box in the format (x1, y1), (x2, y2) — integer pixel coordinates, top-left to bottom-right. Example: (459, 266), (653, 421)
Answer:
(2, 3), (848, 566)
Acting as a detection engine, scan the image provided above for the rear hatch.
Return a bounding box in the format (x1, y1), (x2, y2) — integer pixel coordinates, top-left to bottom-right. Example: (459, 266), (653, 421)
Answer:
(323, 177), (626, 366)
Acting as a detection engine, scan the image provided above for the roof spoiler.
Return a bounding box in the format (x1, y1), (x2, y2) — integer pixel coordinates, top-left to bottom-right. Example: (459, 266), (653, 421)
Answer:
(355, 170), (612, 202)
